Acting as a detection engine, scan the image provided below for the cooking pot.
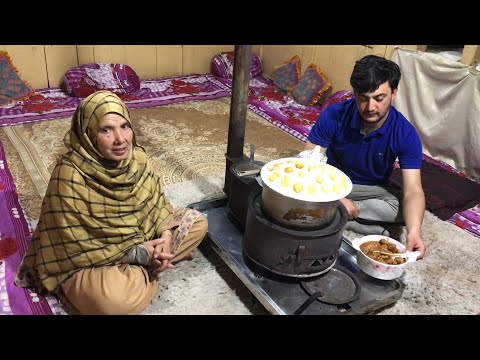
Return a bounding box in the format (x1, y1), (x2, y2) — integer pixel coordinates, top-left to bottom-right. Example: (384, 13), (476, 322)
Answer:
(260, 157), (352, 230)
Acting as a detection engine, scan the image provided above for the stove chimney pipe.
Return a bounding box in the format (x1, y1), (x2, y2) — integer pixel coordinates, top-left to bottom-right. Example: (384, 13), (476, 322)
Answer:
(224, 45), (253, 196)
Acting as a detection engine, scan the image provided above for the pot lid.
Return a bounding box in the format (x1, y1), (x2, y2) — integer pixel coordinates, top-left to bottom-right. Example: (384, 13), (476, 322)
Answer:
(261, 157), (353, 202)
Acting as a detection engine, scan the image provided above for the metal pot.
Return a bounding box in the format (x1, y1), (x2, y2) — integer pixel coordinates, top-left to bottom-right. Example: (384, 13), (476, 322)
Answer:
(260, 157), (352, 230)
(261, 184), (338, 230)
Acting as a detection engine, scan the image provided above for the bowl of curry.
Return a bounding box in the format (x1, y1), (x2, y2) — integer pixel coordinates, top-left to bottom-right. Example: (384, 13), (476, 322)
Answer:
(351, 235), (417, 280)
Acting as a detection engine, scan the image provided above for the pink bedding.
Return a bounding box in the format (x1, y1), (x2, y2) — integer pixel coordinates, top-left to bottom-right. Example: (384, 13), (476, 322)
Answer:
(0, 74), (230, 127)
(215, 75), (323, 142)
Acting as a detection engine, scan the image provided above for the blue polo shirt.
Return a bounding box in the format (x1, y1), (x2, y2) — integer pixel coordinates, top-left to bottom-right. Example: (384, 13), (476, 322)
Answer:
(308, 98), (422, 185)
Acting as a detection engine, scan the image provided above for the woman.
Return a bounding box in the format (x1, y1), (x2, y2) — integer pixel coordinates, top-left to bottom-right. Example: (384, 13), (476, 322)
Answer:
(15, 90), (208, 315)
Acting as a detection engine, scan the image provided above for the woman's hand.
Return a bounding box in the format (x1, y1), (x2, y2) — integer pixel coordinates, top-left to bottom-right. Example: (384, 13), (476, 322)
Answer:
(143, 238), (175, 274)
(151, 231), (175, 274)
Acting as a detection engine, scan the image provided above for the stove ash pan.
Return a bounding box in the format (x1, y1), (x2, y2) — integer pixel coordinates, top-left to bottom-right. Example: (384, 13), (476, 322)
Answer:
(243, 189), (348, 278)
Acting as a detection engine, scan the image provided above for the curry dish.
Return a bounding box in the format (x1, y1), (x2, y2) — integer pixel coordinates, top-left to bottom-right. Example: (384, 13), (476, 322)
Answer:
(359, 239), (406, 265)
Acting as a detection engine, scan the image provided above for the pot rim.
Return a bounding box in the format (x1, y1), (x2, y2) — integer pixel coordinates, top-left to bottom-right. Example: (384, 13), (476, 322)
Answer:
(260, 157), (353, 203)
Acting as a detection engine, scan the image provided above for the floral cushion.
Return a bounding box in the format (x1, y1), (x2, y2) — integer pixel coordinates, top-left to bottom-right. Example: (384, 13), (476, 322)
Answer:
(0, 51), (35, 106)
(291, 63), (331, 106)
(64, 63), (141, 97)
(271, 55), (301, 93)
(211, 51), (263, 79)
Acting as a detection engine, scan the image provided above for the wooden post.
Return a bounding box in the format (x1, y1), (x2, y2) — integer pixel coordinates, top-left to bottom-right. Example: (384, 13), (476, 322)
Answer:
(461, 45), (480, 67)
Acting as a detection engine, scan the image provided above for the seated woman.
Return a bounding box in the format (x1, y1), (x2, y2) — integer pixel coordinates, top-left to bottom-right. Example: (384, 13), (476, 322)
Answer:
(15, 90), (208, 315)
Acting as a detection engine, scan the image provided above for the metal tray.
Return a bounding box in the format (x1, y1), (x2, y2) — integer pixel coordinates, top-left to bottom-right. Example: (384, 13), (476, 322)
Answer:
(190, 197), (404, 315)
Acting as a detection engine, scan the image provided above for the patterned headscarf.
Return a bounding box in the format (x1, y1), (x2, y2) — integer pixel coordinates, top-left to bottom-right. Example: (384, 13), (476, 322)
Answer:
(16, 91), (174, 293)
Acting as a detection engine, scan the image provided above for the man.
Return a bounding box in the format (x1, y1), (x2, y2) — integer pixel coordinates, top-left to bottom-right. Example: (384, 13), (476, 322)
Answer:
(305, 55), (426, 258)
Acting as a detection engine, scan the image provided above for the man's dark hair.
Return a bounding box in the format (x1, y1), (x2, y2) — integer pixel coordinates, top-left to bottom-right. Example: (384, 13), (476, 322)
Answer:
(350, 55), (401, 94)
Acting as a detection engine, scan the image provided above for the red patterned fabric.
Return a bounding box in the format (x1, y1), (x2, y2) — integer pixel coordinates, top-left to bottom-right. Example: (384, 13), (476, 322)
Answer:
(0, 238), (17, 260)
(211, 51), (263, 79)
(64, 63), (141, 97)
(0, 75), (230, 127)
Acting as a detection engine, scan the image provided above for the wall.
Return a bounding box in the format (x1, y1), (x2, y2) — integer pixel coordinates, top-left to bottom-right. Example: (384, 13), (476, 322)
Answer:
(1, 44), (478, 92)
(0, 45), (263, 89)
(260, 45), (388, 93)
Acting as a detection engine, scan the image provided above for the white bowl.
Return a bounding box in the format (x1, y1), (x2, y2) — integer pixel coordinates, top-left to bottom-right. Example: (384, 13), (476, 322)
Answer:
(351, 235), (416, 280)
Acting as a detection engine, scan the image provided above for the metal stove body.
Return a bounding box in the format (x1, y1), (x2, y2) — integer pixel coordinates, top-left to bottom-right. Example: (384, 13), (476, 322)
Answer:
(243, 187), (347, 278)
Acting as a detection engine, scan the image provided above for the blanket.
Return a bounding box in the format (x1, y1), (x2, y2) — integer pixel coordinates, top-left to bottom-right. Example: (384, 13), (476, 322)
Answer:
(215, 75), (323, 142)
(0, 74), (230, 126)
(390, 159), (480, 221)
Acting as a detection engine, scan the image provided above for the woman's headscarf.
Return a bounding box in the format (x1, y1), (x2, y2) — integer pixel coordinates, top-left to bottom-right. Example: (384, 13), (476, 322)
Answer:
(16, 90), (174, 293)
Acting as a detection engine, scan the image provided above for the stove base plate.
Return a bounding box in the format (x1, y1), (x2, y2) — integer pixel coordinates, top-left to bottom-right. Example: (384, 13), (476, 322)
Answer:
(190, 197), (404, 315)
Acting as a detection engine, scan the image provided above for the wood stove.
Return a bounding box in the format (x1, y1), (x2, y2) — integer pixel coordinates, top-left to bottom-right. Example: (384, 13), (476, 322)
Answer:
(243, 187), (348, 278)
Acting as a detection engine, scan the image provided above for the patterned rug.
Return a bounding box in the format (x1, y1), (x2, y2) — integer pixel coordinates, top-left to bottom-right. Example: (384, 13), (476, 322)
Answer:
(0, 98), (305, 315)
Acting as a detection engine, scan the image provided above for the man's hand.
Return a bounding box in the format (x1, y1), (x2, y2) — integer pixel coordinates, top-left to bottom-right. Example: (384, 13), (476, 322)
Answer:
(339, 198), (359, 220)
(406, 231), (426, 259)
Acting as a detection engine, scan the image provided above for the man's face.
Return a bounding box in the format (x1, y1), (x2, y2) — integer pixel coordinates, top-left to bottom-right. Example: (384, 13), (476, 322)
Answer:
(354, 81), (397, 125)
(96, 113), (133, 161)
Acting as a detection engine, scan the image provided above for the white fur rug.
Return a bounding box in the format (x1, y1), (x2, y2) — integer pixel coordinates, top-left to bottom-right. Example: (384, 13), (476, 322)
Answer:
(142, 175), (480, 315)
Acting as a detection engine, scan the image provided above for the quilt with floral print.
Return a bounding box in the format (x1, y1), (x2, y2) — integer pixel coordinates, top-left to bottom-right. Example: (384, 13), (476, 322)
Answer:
(0, 74), (230, 127)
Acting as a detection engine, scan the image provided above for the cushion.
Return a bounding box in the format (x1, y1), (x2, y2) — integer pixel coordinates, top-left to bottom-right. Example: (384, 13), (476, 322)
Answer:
(318, 90), (354, 112)
(291, 63), (331, 106)
(211, 51), (263, 79)
(64, 63), (141, 97)
(271, 55), (301, 93)
(0, 51), (35, 106)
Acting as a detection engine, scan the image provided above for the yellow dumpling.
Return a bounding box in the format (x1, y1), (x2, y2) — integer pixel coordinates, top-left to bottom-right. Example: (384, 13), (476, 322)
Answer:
(268, 172), (280, 182)
(280, 175), (291, 187)
(307, 184), (317, 195)
(315, 175), (324, 184)
(293, 182), (304, 193)
(321, 183), (332, 193)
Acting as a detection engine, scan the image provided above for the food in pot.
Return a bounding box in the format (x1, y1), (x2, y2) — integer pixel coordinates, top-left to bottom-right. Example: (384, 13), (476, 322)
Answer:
(360, 238), (406, 265)
(262, 158), (352, 202)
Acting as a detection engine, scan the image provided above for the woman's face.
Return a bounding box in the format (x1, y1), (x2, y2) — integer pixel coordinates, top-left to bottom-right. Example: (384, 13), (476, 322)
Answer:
(96, 113), (133, 161)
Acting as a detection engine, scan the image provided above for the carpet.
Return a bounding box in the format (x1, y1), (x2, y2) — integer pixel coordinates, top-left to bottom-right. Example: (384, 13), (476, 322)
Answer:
(0, 98), (479, 315)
